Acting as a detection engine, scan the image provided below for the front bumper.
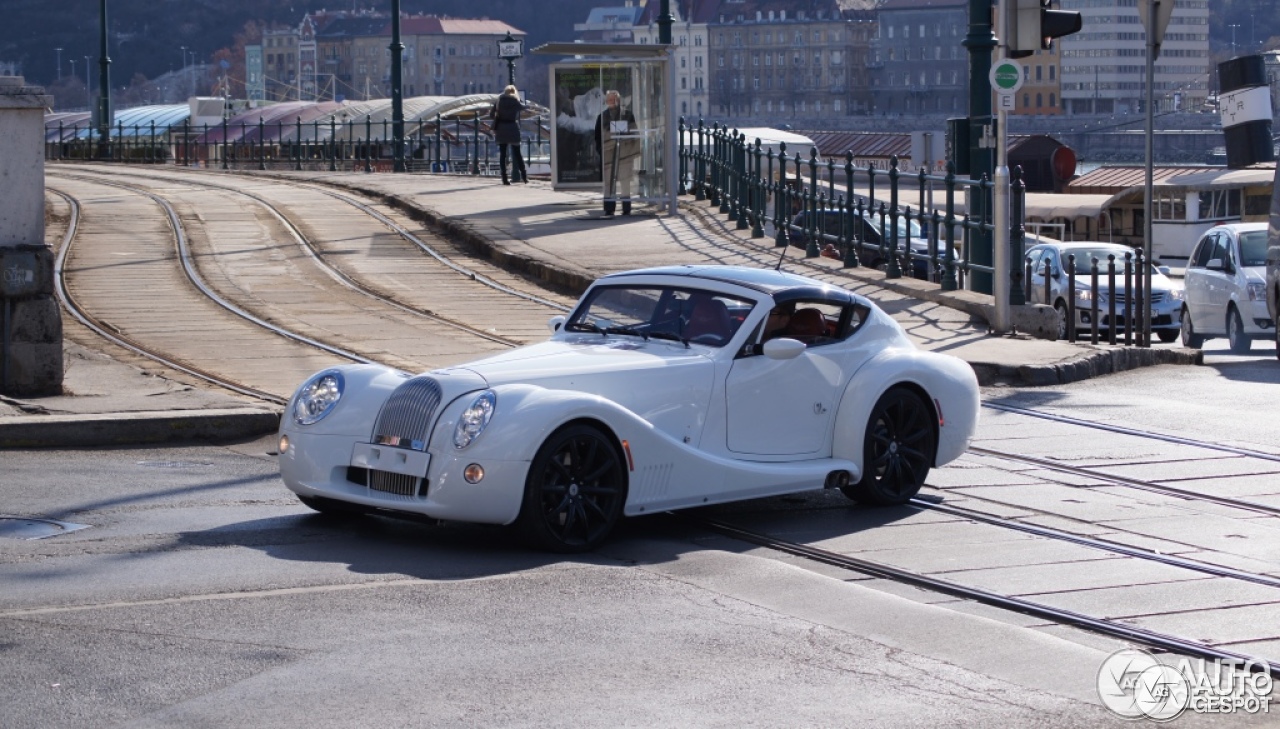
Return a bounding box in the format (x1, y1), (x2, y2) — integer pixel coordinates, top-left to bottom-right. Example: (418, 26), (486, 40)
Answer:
(279, 431), (529, 525)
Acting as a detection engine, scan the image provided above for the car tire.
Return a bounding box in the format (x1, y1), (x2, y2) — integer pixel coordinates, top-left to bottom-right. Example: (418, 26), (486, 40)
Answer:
(1180, 307), (1204, 349)
(841, 387), (936, 506)
(1156, 329), (1179, 343)
(1054, 301), (1070, 341)
(517, 424), (626, 553)
(1227, 307), (1252, 354)
(1275, 317), (1280, 361)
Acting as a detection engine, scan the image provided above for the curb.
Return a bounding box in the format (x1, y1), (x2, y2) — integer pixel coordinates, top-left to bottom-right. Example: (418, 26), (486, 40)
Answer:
(0, 408), (282, 449)
(970, 345), (1204, 387)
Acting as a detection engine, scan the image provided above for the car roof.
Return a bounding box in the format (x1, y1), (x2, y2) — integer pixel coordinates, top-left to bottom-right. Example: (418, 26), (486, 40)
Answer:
(1031, 241), (1134, 251)
(599, 265), (862, 305)
(1206, 222), (1268, 233)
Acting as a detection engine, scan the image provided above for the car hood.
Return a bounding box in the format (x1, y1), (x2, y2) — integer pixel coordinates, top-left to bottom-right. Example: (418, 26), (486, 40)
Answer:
(1243, 266), (1266, 285)
(455, 336), (711, 385)
(445, 336), (718, 436)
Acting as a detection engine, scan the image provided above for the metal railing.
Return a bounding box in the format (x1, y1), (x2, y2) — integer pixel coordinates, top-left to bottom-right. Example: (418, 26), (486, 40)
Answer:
(45, 115), (551, 176)
(676, 117), (1012, 292)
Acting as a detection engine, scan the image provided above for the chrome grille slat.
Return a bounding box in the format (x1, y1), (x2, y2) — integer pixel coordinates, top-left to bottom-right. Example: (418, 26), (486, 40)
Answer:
(369, 469), (423, 497)
(372, 376), (442, 451)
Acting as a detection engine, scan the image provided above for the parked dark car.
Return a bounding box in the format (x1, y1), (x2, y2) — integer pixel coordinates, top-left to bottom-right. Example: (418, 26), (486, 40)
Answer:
(787, 208), (936, 279)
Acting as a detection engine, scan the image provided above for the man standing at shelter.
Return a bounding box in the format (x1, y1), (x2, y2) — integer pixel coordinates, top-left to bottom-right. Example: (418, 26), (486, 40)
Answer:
(594, 89), (638, 216)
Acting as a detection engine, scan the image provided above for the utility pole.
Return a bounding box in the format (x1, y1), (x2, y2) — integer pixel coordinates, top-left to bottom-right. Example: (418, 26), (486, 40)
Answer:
(963, 0), (996, 294)
(55, 48), (62, 80)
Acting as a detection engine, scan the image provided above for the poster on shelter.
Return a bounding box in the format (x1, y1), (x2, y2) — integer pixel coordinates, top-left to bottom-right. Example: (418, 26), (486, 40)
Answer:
(552, 64), (634, 187)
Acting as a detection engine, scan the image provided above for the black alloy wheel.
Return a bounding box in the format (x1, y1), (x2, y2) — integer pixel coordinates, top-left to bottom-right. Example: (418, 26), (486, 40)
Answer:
(841, 387), (937, 506)
(1227, 307), (1252, 354)
(1156, 329), (1180, 343)
(1180, 307), (1204, 349)
(518, 424), (626, 552)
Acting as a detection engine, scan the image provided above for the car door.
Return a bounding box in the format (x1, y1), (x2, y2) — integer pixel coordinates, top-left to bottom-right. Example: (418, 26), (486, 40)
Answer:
(1028, 248), (1061, 305)
(724, 300), (860, 456)
(1025, 247), (1047, 303)
(1204, 234), (1234, 334)
(1185, 233), (1216, 331)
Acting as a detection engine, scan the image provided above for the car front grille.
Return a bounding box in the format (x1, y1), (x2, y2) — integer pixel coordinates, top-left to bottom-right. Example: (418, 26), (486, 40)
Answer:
(372, 375), (442, 451)
(346, 466), (428, 498)
(1110, 292), (1165, 305)
(370, 470), (426, 497)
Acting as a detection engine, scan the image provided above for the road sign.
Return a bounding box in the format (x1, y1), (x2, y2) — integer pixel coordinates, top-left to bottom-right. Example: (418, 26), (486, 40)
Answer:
(1137, 0), (1175, 49)
(990, 59), (1024, 99)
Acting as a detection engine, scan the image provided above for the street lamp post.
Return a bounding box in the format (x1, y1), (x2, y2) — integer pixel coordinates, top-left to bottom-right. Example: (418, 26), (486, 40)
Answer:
(390, 0), (405, 172)
(97, 0), (112, 159)
(496, 31), (523, 88)
(1229, 23), (1241, 57)
(55, 48), (62, 80)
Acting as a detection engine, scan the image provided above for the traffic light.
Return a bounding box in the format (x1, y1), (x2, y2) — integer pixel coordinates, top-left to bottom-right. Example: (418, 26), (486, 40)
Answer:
(1007, 0), (1083, 59)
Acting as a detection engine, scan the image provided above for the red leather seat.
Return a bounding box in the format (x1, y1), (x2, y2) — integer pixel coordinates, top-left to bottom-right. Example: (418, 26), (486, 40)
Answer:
(685, 297), (732, 343)
(785, 308), (826, 338)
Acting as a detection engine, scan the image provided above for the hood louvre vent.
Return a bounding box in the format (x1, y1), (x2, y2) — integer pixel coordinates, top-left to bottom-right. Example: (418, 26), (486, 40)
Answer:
(372, 376), (443, 451)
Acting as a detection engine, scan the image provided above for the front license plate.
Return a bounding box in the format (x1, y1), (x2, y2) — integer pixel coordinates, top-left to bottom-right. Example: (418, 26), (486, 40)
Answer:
(350, 443), (431, 478)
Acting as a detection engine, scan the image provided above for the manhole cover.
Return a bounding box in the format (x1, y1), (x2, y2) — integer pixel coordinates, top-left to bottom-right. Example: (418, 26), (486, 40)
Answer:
(0, 517), (91, 540)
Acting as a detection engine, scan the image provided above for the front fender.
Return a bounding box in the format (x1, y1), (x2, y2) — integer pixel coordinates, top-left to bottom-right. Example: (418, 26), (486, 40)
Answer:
(436, 384), (656, 464)
(832, 349), (979, 469)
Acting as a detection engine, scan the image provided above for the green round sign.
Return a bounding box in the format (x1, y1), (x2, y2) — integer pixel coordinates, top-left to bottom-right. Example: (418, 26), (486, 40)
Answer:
(990, 60), (1023, 93)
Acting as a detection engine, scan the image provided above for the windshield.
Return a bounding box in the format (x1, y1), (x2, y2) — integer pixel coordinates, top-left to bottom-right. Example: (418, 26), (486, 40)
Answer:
(567, 285), (756, 348)
(1060, 248), (1142, 273)
(1239, 231), (1268, 267)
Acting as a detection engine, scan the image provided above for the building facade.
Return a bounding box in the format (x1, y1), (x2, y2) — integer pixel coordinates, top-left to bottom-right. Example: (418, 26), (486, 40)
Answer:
(632, 0), (715, 122)
(262, 26), (300, 101)
(1058, 0), (1210, 115)
(254, 13), (524, 102)
(707, 0), (876, 122)
(868, 0), (967, 117)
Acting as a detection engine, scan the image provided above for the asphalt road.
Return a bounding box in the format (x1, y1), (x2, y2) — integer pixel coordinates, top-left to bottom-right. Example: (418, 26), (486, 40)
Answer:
(3, 345), (1279, 727)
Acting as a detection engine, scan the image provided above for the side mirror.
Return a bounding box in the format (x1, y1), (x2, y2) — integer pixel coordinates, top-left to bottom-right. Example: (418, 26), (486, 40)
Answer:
(1158, 265), (1171, 276)
(548, 315), (566, 333)
(762, 337), (806, 360)
(1205, 258), (1225, 272)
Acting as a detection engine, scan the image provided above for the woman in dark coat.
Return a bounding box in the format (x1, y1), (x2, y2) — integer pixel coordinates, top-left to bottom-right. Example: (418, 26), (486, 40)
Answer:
(489, 85), (528, 184)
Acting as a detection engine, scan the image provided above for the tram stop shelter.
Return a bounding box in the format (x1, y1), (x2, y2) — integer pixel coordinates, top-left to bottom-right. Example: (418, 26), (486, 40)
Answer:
(533, 43), (677, 215)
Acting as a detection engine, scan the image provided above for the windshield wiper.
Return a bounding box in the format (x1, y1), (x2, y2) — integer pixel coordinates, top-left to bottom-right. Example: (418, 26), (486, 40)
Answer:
(602, 324), (651, 340)
(565, 321), (606, 336)
(647, 331), (689, 347)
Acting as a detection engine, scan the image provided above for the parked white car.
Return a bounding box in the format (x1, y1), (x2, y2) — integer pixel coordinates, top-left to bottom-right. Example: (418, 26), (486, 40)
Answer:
(1181, 223), (1275, 353)
(1025, 242), (1184, 342)
(278, 266), (980, 551)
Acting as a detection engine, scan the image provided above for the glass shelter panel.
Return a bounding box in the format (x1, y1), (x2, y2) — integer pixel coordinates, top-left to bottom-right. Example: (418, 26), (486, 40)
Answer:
(550, 59), (669, 205)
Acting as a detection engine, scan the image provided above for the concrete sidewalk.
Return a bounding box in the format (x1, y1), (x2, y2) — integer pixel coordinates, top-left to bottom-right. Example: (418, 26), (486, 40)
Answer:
(2, 169), (1199, 448)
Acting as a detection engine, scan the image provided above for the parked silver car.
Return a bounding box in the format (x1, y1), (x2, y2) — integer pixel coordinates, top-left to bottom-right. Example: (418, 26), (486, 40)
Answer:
(1268, 170), (1280, 360)
(1181, 223), (1275, 353)
(1025, 242), (1183, 342)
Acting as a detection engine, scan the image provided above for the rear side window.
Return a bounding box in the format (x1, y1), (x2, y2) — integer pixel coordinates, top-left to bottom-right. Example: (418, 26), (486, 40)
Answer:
(1190, 235), (1215, 268)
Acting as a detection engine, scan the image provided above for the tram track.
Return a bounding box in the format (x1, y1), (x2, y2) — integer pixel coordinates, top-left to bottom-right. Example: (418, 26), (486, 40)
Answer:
(684, 514), (1280, 678)
(47, 174), (486, 399)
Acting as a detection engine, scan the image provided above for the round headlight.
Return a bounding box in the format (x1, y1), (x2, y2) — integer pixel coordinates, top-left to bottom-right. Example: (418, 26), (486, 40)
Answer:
(454, 390), (496, 449)
(292, 371), (345, 426)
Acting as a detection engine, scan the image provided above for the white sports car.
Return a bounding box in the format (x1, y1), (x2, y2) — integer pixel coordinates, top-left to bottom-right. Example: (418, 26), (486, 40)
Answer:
(277, 266), (980, 551)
